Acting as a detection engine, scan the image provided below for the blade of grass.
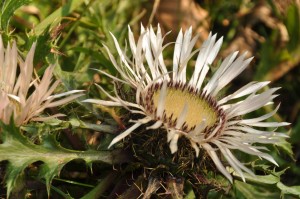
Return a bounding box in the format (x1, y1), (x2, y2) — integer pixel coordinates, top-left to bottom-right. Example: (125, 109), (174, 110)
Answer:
(0, 0), (30, 31)
(80, 172), (118, 199)
(31, 0), (89, 35)
(53, 178), (95, 188)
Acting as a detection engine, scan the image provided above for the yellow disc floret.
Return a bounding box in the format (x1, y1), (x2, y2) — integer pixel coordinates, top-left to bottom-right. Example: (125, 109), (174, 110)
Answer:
(152, 86), (218, 130)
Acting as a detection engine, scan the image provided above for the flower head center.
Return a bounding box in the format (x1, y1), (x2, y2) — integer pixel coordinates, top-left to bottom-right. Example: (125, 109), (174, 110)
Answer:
(144, 82), (225, 133)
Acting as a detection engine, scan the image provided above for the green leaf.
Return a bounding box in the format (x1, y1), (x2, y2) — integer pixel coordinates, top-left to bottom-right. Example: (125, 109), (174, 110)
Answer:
(234, 181), (280, 199)
(231, 168), (291, 198)
(21, 117), (117, 136)
(0, 0), (31, 31)
(277, 182), (300, 197)
(276, 138), (295, 160)
(0, 120), (129, 197)
(238, 171), (280, 184)
(231, 167), (287, 184)
(69, 117), (118, 133)
(27, 29), (53, 65)
(184, 187), (196, 199)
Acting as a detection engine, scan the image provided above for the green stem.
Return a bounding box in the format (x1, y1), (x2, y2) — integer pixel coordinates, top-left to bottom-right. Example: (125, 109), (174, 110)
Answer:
(80, 172), (118, 199)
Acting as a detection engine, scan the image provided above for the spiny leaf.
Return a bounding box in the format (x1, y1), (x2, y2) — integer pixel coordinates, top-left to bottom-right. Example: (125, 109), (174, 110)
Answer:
(234, 181), (279, 199)
(277, 182), (300, 197)
(232, 167), (287, 185)
(21, 117), (117, 135)
(276, 138), (294, 160)
(229, 167), (297, 198)
(0, 120), (129, 197)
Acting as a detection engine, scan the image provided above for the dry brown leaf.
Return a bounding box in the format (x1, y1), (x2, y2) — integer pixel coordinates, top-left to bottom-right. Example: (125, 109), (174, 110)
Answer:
(145, 0), (210, 43)
(222, 1), (290, 58)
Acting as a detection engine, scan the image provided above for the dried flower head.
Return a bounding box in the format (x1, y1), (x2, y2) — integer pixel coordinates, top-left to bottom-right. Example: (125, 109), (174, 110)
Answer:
(0, 37), (84, 126)
(84, 25), (289, 182)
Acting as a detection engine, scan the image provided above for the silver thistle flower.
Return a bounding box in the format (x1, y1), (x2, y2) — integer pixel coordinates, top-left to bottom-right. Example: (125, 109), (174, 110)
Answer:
(0, 37), (84, 126)
(84, 25), (289, 182)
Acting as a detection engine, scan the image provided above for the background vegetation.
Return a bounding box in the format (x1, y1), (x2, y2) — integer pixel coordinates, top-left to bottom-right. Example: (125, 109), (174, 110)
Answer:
(0, 0), (299, 198)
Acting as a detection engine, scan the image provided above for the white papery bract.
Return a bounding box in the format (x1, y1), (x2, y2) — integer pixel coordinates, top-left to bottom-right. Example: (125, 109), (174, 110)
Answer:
(84, 25), (289, 182)
(0, 37), (84, 126)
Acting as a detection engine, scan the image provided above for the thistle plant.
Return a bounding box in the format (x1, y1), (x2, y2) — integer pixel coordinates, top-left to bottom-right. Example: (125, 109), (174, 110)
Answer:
(0, 0), (299, 198)
(0, 37), (84, 126)
(84, 24), (289, 183)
